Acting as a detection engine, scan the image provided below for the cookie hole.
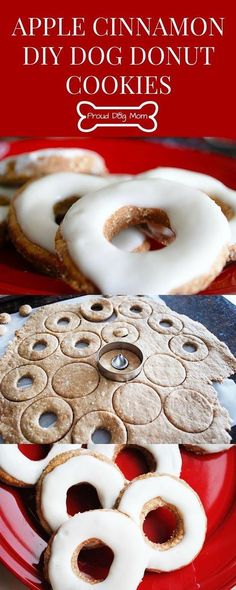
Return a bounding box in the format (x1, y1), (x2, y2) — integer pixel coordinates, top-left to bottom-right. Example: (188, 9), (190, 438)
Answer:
(67, 483), (102, 516)
(159, 319), (173, 328)
(143, 506), (179, 545)
(104, 207), (175, 252)
(116, 446), (154, 480)
(38, 412), (57, 428)
(75, 340), (90, 349)
(76, 542), (114, 584)
(142, 222), (175, 250)
(182, 341), (198, 353)
(91, 429), (112, 444)
(18, 444), (51, 460)
(17, 375), (33, 389)
(91, 304), (103, 312)
(54, 196), (79, 225)
(130, 305), (142, 313)
(32, 340), (47, 352)
(57, 317), (70, 326)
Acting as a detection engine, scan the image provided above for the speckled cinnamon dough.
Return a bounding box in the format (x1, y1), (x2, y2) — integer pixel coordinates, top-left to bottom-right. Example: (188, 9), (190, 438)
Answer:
(0, 296), (235, 444)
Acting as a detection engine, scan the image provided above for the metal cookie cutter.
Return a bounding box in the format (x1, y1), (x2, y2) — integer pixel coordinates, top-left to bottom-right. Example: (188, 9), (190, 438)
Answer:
(97, 341), (143, 382)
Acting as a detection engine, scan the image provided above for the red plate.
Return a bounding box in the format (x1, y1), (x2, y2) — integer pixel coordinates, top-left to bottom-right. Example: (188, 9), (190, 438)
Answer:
(0, 446), (236, 590)
(0, 138), (236, 295)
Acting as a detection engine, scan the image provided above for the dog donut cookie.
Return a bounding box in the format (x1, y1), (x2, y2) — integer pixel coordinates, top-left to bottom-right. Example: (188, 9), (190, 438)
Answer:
(140, 168), (236, 260)
(0, 147), (107, 184)
(88, 444), (182, 477)
(0, 443), (82, 487)
(117, 473), (207, 572)
(56, 178), (230, 294)
(36, 449), (125, 533)
(0, 296), (235, 444)
(9, 172), (149, 274)
(44, 509), (148, 590)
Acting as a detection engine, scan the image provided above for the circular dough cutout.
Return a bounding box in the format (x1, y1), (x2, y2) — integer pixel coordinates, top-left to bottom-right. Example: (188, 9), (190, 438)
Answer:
(148, 313), (183, 335)
(18, 333), (59, 360)
(45, 311), (81, 333)
(119, 299), (152, 320)
(1, 364), (47, 401)
(144, 354), (186, 387)
(52, 363), (99, 398)
(164, 389), (214, 433)
(113, 383), (162, 425)
(102, 321), (139, 344)
(169, 334), (209, 362)
(21, 397), (73, 443)
(80, 298), (114, 322)
(61, 331), (101, 358)
(72, 410), (127, 443)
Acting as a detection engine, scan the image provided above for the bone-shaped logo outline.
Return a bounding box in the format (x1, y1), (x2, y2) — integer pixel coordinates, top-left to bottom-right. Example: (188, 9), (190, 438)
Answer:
(77, 101), (158, 133)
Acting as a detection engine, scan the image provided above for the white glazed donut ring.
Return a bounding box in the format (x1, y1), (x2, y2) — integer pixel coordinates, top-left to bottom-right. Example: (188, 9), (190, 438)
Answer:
(0, 444), (81, 487)
(0, 147), (107, 183)
(37, 450), (125, 533)
(117, 473), (207, 572)
(140, 167), (236, 260)
(57, 178), (230, 294)
(9, 172), (147, 274)
(46, 509), (148, 590)
(87, 444), (182, 478)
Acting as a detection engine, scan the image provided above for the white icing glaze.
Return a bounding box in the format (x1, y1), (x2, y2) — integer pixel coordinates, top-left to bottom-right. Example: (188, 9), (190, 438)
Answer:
(118, 474), (207, 572)
(88, 444), (182, 477)
(48, 509), (148, 590)
(40, 451), (125, 532)
(0, 444), (81, 485)
(14, 172), (145, 255)
(14, 172), (111, 253)
(192, 443), (234, 453)
(0, 148), (107, 176)
(61, 178), (230, 294)
(140, 168), (236, 244)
